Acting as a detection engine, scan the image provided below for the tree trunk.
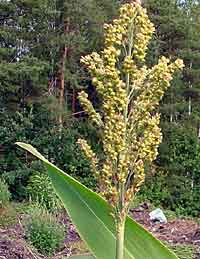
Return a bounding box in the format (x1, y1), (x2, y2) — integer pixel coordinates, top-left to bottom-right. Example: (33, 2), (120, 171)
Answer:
(72, 88), (76, 114)
(188, 62), (192, 117)
(188, 96), (191, 116)
(58, 19), (69, 130)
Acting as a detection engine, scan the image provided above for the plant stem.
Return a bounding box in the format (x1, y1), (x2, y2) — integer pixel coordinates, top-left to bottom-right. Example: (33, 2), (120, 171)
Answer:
(115, 182), (125, 259)
(116, 219), (125, 259)
(116, 20), (134, 259)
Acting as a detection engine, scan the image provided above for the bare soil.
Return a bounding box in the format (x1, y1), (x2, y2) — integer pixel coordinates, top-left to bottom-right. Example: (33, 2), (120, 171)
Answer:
(130, 205), (200, 246)
(0, 204), (199, 259)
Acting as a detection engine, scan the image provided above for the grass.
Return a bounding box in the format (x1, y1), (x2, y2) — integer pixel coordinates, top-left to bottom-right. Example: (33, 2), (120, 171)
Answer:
(0, 202), (31, 228)
(69, 240), (89, 254)
(62, 240), (198, 259)
(0, 205), (18, 227)
(163, 209), (177, 221)
(167, 243), (197, 259)
(129, 197), (156, 212)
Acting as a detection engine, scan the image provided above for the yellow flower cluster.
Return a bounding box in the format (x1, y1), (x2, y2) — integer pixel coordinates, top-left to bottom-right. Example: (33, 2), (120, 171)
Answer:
(77, 138), (99, 176)
(123, 56), (148, 90)
(132, 6), (155, 62)
(78, 91), (102, 126)
(78, 3), (184, 210)
(100, 162), (114, 201)
(126, 115), (162, 200)
(129, 57), (184, 123)
(123, 56), (135, 73)
(133, 159), (145, 192)
(137, 115), (162, 161)
(104, 4), (135, 47)
(104, 113), (126, 154)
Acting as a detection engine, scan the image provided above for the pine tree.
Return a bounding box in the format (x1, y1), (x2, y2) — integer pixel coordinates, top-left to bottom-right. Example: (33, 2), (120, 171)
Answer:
(144, 0), (200, 128)
(142, 0), (200, 215)
(0, 0), (55, 111)
(0, 0), (118, 121)
(55, 0), (119, 127)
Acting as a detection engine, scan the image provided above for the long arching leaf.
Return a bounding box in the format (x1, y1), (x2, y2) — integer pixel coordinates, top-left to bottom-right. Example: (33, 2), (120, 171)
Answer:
(16, 142), (178, 259)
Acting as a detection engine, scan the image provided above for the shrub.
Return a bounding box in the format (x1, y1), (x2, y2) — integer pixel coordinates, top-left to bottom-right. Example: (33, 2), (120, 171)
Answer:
(26, 173), (62, 212)
(0, 178), (11, 208)
(140, 168), (200, 217)
(24, 206), (65, 256)
(33, 121), (97, 189)
(152, 123), (200, 217)
(2, 166), (33, 200)
(1, 112), (97, 201)
(0, 112), (33, 200)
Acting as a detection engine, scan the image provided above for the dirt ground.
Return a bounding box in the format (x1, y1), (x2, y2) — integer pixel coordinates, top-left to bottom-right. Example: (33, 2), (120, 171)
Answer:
(130, 204), (200, 246)
(0, 204), (199, 259)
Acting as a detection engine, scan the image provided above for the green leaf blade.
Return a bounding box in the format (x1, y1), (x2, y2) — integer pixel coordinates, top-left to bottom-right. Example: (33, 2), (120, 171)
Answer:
(16, 142), (179, 259)
(46, 163), (117, 259)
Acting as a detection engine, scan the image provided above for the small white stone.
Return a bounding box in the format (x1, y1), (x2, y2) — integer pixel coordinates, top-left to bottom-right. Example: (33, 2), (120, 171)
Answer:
(149, 208), (167, 224)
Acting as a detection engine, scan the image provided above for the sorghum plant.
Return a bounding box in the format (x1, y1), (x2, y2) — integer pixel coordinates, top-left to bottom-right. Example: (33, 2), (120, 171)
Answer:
(16, 2), (183, 259)
(78, 3), (183, 259)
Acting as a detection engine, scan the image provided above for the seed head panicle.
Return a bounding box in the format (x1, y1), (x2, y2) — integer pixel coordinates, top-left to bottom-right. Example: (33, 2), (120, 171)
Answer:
(78, 3), (184, 210)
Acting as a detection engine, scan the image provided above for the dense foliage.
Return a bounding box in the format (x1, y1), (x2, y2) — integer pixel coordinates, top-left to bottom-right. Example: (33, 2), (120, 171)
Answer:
(27, 172), (62, 212)
(0, 0), (200, 217)
(0, 178), (11, 208)
(23, 206), (65, 255)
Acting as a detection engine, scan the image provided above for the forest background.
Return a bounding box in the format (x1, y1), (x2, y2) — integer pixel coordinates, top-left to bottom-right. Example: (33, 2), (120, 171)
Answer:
(0, 0), (200, 217)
